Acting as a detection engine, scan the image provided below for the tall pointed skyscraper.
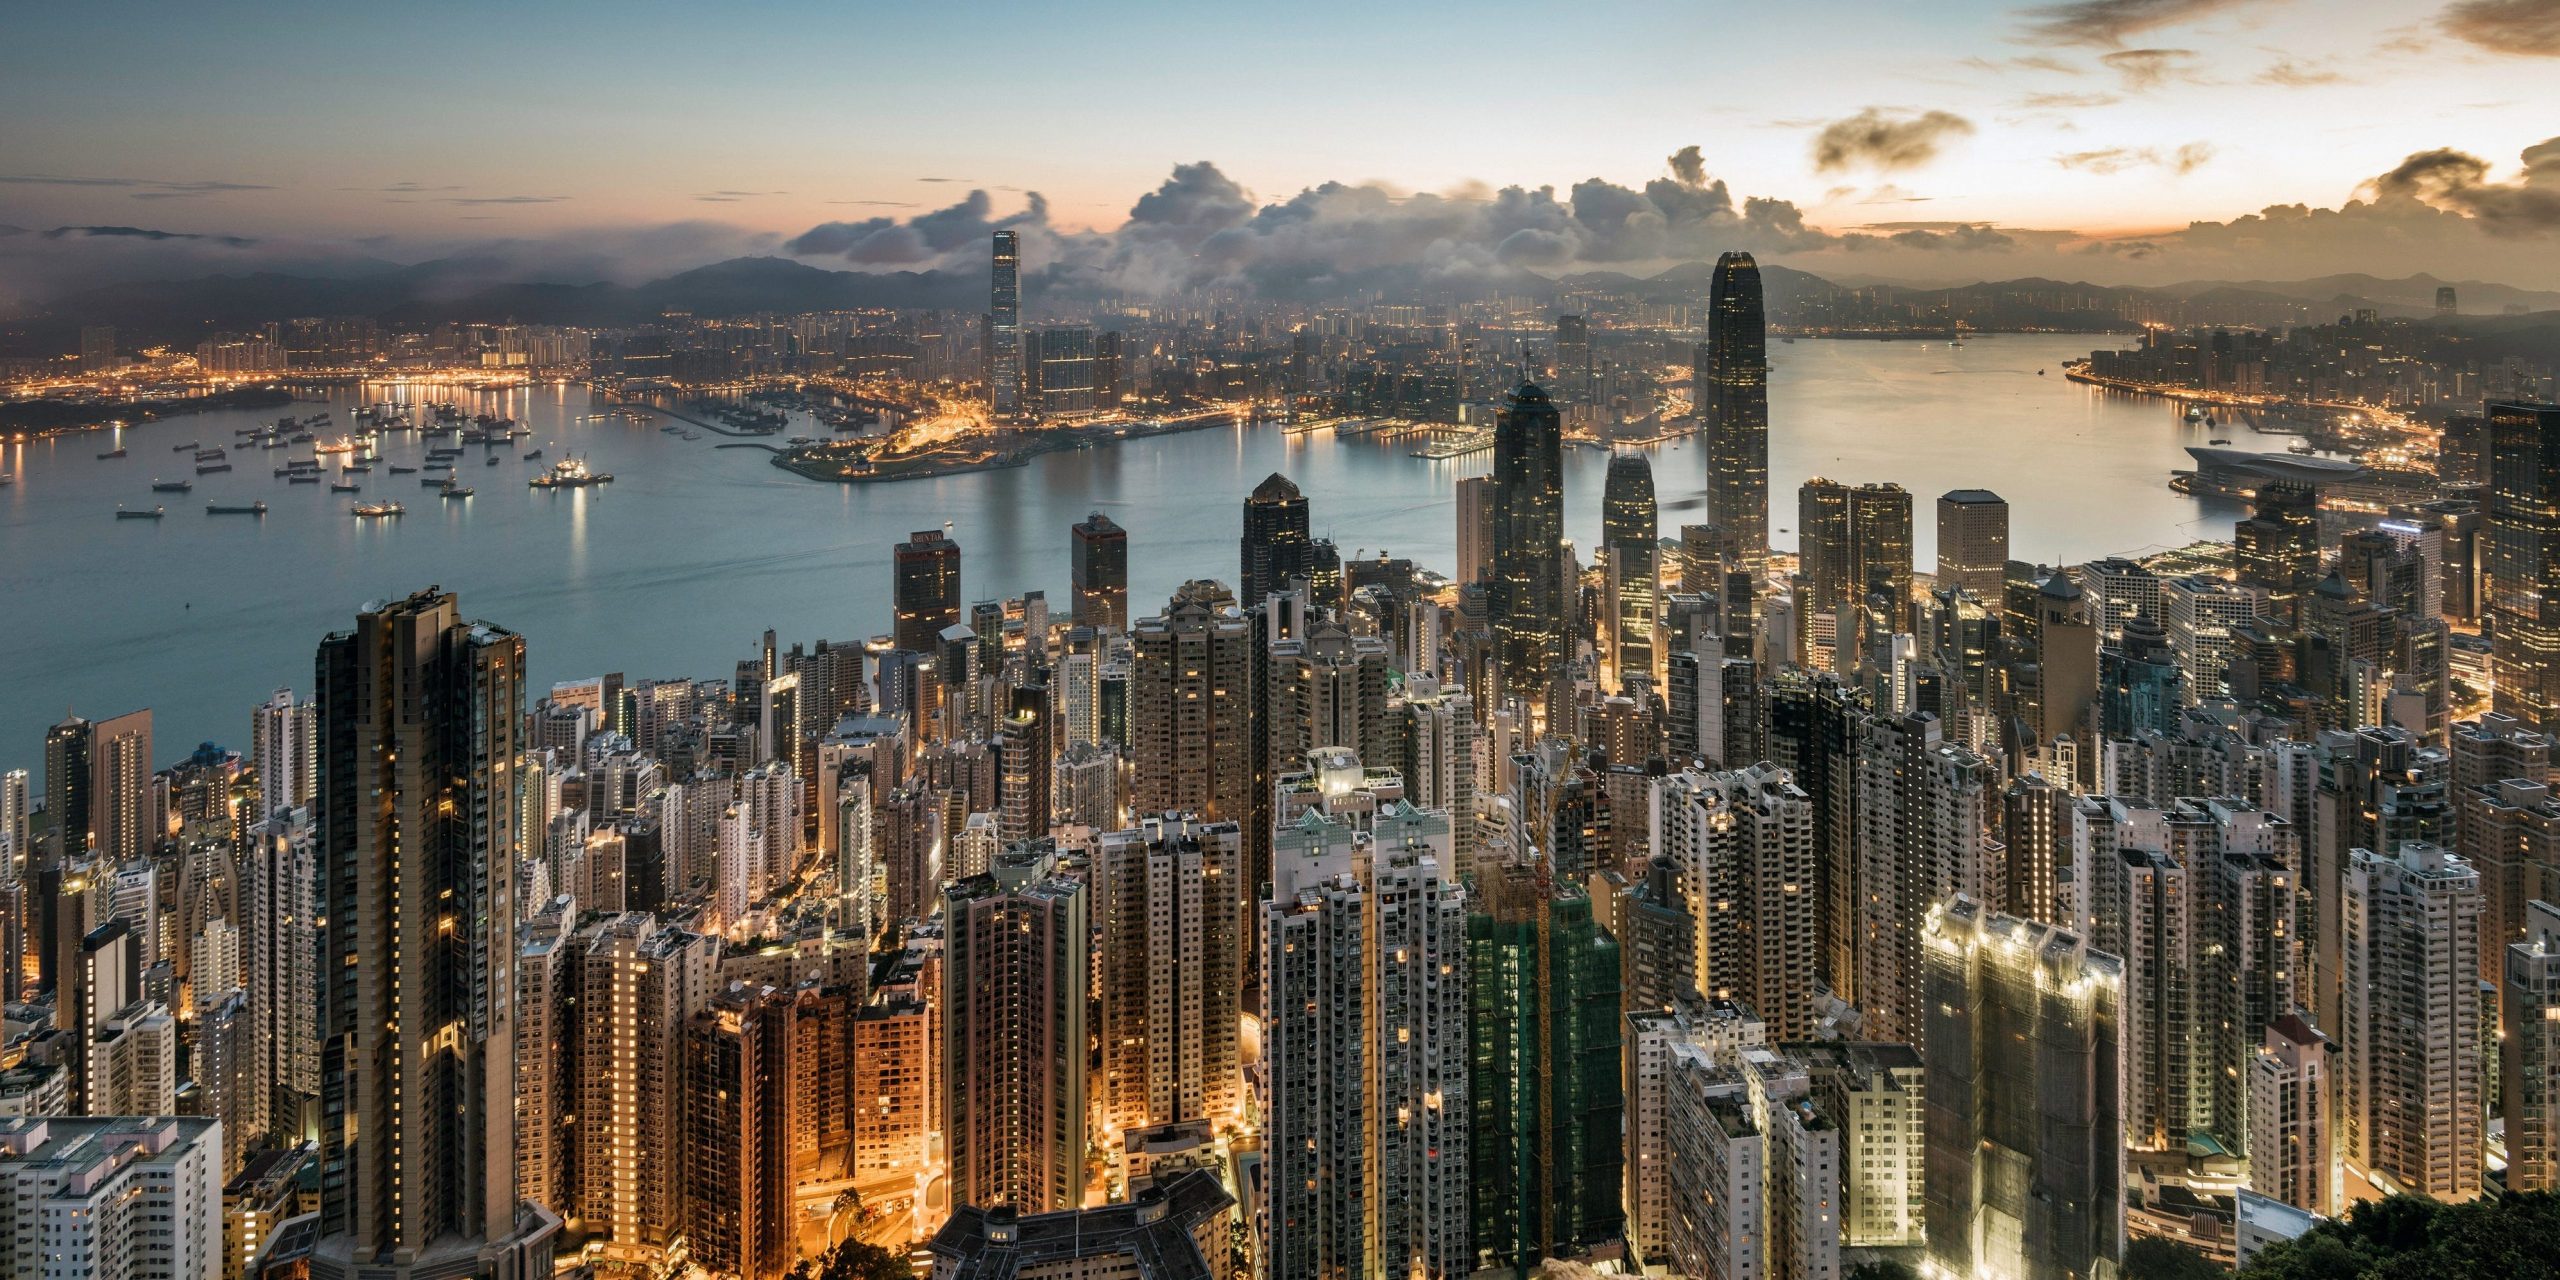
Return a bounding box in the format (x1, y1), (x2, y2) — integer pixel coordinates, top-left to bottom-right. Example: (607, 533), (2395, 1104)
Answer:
(1490, 382), (1565, 716)
(313, 589), (557, 1279)
(989, 230), (1021, 414)
(1704, 251), (1770, 582)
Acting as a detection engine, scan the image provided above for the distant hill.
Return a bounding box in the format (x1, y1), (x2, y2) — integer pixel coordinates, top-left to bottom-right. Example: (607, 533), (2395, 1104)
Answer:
(2154, 272), (2560, 317)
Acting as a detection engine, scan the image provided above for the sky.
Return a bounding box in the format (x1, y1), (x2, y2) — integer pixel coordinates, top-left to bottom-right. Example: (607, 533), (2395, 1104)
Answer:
(4, 0), (2559, 294)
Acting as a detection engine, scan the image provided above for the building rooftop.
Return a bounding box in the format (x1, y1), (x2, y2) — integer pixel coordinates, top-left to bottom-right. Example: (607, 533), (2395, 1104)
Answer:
(928, 1168), (1233, 1280)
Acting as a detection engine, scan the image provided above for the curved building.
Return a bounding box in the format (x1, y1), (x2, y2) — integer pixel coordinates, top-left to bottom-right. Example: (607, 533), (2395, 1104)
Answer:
(1704, 252), (1771, 581)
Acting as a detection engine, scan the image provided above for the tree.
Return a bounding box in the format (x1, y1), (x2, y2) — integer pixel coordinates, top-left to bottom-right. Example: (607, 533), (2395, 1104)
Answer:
(789, 1238), (910, 1280)
(2239, 1193), (2560, 1280)
(1843, 1262), (1920, 1280)
(2121, 1237), (2224, 1280)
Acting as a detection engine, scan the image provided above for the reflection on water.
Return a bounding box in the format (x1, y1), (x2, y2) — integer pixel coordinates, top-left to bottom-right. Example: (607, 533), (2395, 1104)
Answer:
(0, 334), (2241, 756)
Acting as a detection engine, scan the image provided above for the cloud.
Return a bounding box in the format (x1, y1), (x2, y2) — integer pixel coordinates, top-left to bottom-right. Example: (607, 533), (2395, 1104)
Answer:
(1811, 110), (1975, 173)
(440, 195), (570, 206)
(41, 224), (259, 247)
(2100, 47), (2203, 88)
(697, 190), (787, 202)
(340, 182), (463, 193)
(0, 174), (273, 194)
(2255, 58), (2343, 85)
(2440, 0), (2560, 54)
(2366, 135), (2560, 231)
(2056, 141), (2216, 174)
(2020, 0), (2272, 46)
(2018, 91), (2125, 108)
(1841, 223), (2018, 252)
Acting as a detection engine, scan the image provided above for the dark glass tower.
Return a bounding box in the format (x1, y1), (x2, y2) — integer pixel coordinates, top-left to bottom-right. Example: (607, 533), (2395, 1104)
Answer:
(893, 528), (963, 653)
(1070, 511), (1129, 631)
(1603, 451), (1659, 693)
(1490, 382), (1565, 712)
(1704, 251), (1770, 581)
(1240, 472), (1311, 608)
(989, 231), (1021, 414)
(2489, 401), (2560, 734)
(1602, 451), (1657, 554)
(2233, 481), (2321, 624)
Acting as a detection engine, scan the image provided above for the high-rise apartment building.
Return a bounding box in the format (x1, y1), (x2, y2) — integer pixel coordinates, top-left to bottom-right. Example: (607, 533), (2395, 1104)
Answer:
(1853, 712), (1993, 1043)
(942, 846), (1089, 1214)
(2248, 1013), (2334, 1214)
(678, 984), (797, 1280)
(88, 709), (153, 864)
(311, 589), (557, 1278)
(1455, 474), (1495, 587)
(894, 529), (964, 654)
(1489, 382), (1565, 715)
(2340, 841), (2482, 1201)
(1649, 763), (1819, 1037)
(251, 689), (316, 821)
(1553, 313), (1590, 396)
(1096, 815), (1242, 1135)
(1935, 488), (2010, 602)
(1071, 511), (1130, 631)
(1922, 897), (2123, 1280)
(0, 1116), (221, 1280)
(1704, 252), (1771, 578)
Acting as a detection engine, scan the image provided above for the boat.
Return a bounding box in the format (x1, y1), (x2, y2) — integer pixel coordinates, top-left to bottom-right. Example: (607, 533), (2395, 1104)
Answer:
(350, 502), (404, 518)
(151, 479), (192, 493)
(2209, 437), (2232, 446)
(440, 485), (475, 499)
(388, 464), (419, 474)
(314, 436), (357, 455)
(330, 481), (361, 493)
(421, 476), (453, 487)
(522, 449), (543, 461)
(98, 448), (127, 460)
(486, 456), (501, 466)
(2038, 368), (2047, 375)
(343, 462), (375, 473)
(194, 448), (225, 462)
(116, 505), (164, 519)
(198, 462), (233, 474)
(2183, 406), (2207, 423)
(288, 474), (322, 485)
(0, 474), (12, 485)
(207, 501), (267, 515)
(529, 455), (613, 489)
(172, 440), (198, 452)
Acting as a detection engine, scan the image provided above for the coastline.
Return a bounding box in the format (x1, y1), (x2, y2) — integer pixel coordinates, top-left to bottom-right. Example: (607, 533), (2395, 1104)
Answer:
(771, 408), (1249, 484)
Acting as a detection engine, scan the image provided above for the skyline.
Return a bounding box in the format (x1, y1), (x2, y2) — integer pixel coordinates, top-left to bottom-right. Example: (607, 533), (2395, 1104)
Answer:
(6, 1), (2560, 303)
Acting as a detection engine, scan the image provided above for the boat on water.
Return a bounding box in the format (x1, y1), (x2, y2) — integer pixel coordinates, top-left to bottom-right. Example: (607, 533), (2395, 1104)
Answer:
(0, 474), (12, 485)
(288, 474), (322, 485)
(523, 449), (544, 460)
(116, 505), (164, 519)
(197, 462), (233, 474)
(288, 433), (314, 444)
(680, 431), (700, 441)
(351, 502), (404, 518)
(194, 448), (226, 462)
(98, 448), (127, 460)
(314, 436), (358, 454)
(440, 485), (475, 499)
(486, 456), (501, 466)
(2038, 368), (2047, 375)
(529, 455), (613, 489)
(343, 462), (375, 473)
(208, 501), (267, 515)
(171, 440), (198, 452)
(2183, 405), (2207, 423)
(151, 479), (192, 493)
(2209, 437), (2233, 446)
(330, 481), (361, 493)
(389, 464), (418, 474)
(659, 425), (684, 434)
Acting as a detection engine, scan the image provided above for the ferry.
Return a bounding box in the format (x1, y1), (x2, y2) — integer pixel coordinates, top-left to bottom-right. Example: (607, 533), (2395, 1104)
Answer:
(529, 455), (613, 489)
(116, 505), (164, 519)
(98, 448), (127, 460)
(151, 479), (193, 493)
(351, 502), (404, 518)
(440, 485), (475, 499)
(330, 481), (361, 493)
(207, 501), (267, 515)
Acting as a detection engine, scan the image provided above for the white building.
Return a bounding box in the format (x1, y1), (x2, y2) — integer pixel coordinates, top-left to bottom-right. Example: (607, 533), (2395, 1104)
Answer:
(2341, 841), (2482, 1201)
(0, 1115), (223, 1280)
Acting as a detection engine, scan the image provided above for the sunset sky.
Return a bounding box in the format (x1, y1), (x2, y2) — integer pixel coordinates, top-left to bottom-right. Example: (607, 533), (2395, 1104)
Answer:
(4, 0), (2558, 292)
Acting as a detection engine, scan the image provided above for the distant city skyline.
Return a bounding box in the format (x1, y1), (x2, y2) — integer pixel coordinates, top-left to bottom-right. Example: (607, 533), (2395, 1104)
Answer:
(5, 0), (2560, 300)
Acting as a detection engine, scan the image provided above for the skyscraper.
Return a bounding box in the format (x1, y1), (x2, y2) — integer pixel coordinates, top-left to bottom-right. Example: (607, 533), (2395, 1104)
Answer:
(1240, 472), (1312, 608)
(2340, 841), (2482, 1201)
(893, 528), (963, 653)
(1095, 815), (1242, 1136)
(87, 709), (152, 864)
(42, 715), (91, 855)
(2487, 402), (2560, 736)
(942, 846), (1089, 1214)
(2234, 481), (2321, 624)
(312, 588), (557, 1278)
(1071, 511), (1129, 631)
(1934, 489), (2009, 601)
(989, 230), (1021, 414)
(1454, 474), (1495, 586)
(1604, 451), (1661, 694)
(1797, 479), (1912, 668)
(1650, 763), (1820, 1038)
(1553, 313), (1590, 398)
(1705, 252), (1771, 579)
(1490, 382), (1565, 715)
(251, 688), (316, 821)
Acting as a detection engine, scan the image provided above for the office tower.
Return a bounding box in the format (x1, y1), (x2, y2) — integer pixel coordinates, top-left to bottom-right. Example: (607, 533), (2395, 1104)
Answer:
(1096, 815), (1242, 1135)
(0, 1116), (221, 1280)
(1603, 451), (1661, 693)
(1922, 897), (2123, 1280)
(1704, 252), (1771, 578)
(2249, 1014), (2335, 1214)
(1853, 712), (1992, 1043)
(1935, 490), (2009, 601)
(942, 847), (1089, 1214)
(1797, 479), (1912, 664)
(1650, 764), (1819, 1037)
(1094, 329), (1123, 405)
(311, 589), (556, 1278)
(1263, 800), (1469, 1280)
(679, 985), (795, 1280)
(2099, 614), (2184, 738)
(2340, 841), (2483, 1201)
(893, 528), (963, 654)
(1266, 616), (1392, 769)
(2461, 776), (2560, 1003)
(1489, 382), (1565, 715)
(2235, 481), (2322, 623)
(2490, 402), (2560, 735)
(2160, 574), (2263, 702)
(2079, 556), (2163, 638)
(43, 714), (92, 856)
(1071, 511), (1130, 631)
(251, 689), (315, 820)
(2437, 285), (2459, 318)
(1030, 324), (1097, 413)
(1553, 313), (1589, 396)
(930, 1169), (1234, 1280)
(88, 709), (152, 863)
(997, 681), (1050, 846)
(1240, 472), (1312, 608)
(79, 323), (117, 372)
(1455, 474), (1495, 585)
(989, 230), (1020, 413)
(1468, 862), (1624, 1268)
